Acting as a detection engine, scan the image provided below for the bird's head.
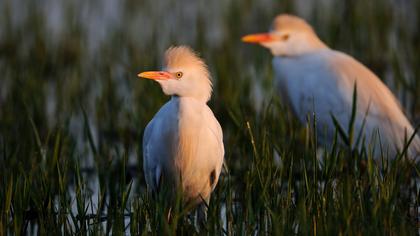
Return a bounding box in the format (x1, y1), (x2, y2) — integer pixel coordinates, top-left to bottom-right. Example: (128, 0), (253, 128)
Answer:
(242, 14), (327, 56)
(138, 46), (212, 102)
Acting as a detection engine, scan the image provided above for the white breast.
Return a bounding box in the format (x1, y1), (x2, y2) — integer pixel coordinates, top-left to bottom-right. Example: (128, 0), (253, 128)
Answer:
(143, 96), (224, 204)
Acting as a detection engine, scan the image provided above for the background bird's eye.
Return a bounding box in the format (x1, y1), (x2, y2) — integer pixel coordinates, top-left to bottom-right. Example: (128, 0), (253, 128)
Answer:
(175, 72), (183, 78)
(282, 34), (290, 41)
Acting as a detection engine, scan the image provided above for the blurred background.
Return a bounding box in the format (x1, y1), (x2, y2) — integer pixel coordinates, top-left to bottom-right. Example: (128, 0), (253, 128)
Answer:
(0, 0), (419, 234)
(1, 0), (419, 167)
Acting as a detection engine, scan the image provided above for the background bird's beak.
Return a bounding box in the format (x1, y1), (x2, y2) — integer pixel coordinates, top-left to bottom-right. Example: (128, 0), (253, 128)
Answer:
(137, 71), (172, 80)
(241, 33), (274, 43)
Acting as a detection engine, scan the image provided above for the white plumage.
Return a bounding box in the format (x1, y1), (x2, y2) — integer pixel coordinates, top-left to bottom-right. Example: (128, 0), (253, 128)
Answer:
(138, 46), (224, 213)
(243, 14), (420, 159)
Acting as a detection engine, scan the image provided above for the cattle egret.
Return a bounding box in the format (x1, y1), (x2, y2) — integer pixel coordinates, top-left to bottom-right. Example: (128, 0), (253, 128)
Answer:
(242, 14), (420, 159)
(138, 46), (224, 219)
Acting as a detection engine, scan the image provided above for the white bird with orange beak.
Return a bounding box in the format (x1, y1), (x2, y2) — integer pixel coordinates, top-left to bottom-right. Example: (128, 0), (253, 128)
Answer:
(138, 46), (224, 218)
(242, 14), (420, 159)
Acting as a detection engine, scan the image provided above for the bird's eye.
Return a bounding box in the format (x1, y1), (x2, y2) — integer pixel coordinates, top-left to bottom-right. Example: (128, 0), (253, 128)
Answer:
(281, 34), (290, 41)
(175, 72), (183, 79)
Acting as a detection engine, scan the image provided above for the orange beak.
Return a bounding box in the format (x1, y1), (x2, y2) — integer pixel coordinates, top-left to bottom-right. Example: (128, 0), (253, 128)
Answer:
(241, 33), (274, 43)
(137, 71), (172, 80)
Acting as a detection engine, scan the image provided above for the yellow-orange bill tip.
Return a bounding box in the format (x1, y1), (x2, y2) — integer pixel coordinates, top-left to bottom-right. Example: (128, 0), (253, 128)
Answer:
(137, 71), (172, 80)
(241, 33), (274, 43)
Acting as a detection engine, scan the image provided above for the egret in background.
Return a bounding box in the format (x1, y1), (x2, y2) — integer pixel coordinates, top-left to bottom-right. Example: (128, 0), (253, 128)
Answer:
(138, 46), (224, 220)
(242, 14), (420, 159)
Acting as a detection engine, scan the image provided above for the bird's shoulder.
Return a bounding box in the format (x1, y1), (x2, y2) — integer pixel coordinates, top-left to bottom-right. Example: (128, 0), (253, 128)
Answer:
(273, 49), (391, 101)
(144, 99), (179, 137)
(273, 49), (369, 79)
(272, 49), (344, 87)
(143, 99), (182, 158)
(327, 50), (405, 115)
(272, 49), (350, 103)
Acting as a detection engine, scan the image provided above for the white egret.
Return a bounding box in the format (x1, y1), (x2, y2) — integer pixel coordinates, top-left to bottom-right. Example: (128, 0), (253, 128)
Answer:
(138, 46), (224, 219)
(242, 14), (420, 159)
